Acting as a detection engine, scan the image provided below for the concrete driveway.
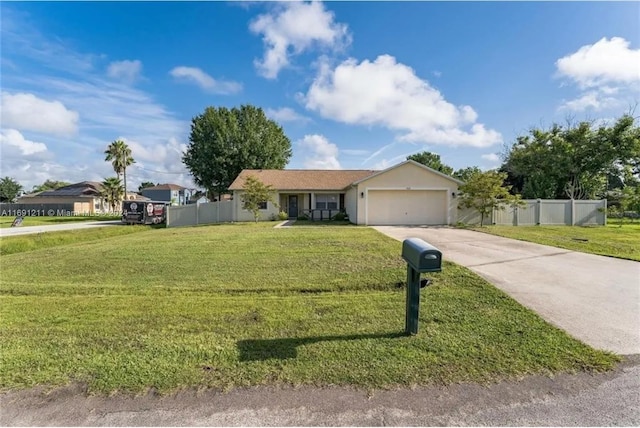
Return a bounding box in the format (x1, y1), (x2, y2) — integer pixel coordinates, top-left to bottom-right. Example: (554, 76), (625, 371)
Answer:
(374, 226), (640, 355)
(0, 220), (122, 237)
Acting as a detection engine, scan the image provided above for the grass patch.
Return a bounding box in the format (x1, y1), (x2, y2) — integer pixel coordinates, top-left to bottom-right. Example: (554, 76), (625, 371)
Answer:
(470, 224), (640, 261)
(0, 225), (153, 256)
(289, 219), (356, 227)
(0, 215), (120, 228)
(0, 223), (617, 394)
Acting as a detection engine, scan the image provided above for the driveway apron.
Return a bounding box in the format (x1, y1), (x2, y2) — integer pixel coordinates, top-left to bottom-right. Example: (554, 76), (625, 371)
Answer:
(374, 226), (640, 355)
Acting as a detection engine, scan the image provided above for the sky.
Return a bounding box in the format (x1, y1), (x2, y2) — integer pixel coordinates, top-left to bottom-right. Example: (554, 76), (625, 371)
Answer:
(1, 1), (639, 192)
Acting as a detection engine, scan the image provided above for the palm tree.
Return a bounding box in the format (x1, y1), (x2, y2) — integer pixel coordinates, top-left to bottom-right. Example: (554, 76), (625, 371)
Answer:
(101, 177), (124, 213)
(104, 139), (135, 202)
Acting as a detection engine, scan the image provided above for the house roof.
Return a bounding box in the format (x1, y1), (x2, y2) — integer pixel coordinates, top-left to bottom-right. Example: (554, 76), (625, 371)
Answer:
(126, 193), (151, 201)
(21, 181), (104, 198)
(142, 183), (185, 191)
(228, 169), (378, 191)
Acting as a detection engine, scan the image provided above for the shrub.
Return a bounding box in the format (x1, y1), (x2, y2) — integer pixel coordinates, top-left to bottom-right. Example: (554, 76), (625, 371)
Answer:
(332, 211), (348, 221)
(277, 211), (288, 220)
(298, 213), (309, 220)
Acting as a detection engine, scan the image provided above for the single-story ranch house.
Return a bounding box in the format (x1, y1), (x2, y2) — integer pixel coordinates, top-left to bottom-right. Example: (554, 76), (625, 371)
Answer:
(17, 181), (149, 214)
(228, 160), (463, 225)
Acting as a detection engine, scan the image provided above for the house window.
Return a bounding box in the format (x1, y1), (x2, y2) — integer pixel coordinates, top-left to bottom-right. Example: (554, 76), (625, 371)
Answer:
(258, 201), (268, 210)
(315, 194), (338, 210)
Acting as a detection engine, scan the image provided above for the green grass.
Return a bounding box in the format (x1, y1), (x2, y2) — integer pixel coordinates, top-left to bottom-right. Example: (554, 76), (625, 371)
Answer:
(0, 223), (617, 394)
(0, 215), (120, 228)
(0, 225), (153, 256)
(289, 219), (356, 227)
(470, 224), (640, 261)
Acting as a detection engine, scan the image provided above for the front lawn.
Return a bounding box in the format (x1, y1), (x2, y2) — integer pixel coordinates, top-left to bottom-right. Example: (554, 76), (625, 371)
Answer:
(470, 224), (640, 261)
(0, 215), (120, 228)
(0, 223), (617, 394)
(0, 225), (153, 256)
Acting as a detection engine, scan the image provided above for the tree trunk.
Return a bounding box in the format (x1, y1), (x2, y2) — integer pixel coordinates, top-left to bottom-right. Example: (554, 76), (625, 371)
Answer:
(480, 212), (485, 227)
(123, 168), (127, 205)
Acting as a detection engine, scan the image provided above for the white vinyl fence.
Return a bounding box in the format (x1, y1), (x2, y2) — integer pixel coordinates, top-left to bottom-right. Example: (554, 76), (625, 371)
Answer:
(167, 201), (233, 227)
(458, 199), (606, 226)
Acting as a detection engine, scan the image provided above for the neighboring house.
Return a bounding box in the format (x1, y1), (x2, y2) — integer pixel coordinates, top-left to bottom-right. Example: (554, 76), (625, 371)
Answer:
(17, 181), (107, 214)
(228, 160), (463, 225)
(140, 184), (192, 205)
(187, 191), (210, 205)
(126, 193), (151, 202)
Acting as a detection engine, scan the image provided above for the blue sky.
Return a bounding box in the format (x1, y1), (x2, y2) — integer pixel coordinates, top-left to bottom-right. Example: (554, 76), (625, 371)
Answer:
(1, 1), (639, 191)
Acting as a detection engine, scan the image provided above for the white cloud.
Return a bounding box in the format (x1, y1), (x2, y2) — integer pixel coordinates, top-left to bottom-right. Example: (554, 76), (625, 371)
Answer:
(123, 136), (187, 172)
(556, 37), (640, 89)
(0, 128), (48, 156)
(265, 107), (310, 123)
(555, 37), (640, 112)
(559, 91), (621, 112)
(297, 134), (341, 169)
(30, 77), (188, 144)
(304, 55), (502, 148)
(481, 153), (500, 163)
(107, 60), (142, 83)
(0, 92), (79, 136)
(169, 66), (242, 94)
(249, 1), (350, 79)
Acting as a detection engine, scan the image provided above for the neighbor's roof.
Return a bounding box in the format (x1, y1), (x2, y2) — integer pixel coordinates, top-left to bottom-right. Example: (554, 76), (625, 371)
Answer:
(142, 183), (185, 191)
(21, 181), (103, 198)
(228, 169), (378, 191)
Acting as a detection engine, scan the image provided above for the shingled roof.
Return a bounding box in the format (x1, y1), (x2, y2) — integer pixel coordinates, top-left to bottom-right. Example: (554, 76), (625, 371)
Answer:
(228, 169), (378, 191)
(143, 183), (185, 191)
(24, 181), (103, 198)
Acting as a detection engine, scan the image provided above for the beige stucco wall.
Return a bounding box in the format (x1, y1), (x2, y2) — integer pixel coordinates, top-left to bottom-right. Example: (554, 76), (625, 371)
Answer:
(233, 191), (281, 221)
(344, 186), (358, 223)
(354, 162), (459, 225)
(15, 197), (99, 214)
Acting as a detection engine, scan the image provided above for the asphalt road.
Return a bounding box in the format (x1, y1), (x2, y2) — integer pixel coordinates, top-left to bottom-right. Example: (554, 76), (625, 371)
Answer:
(1, 356), (638, 426)
(0, 220), (122, 237)
(374, 226), (640, 355)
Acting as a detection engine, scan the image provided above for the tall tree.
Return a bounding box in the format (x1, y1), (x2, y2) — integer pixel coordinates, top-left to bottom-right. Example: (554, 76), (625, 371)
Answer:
(502, 114), (639, 199)
(453, 166), (482, 182)
(104, 139), (135, 203)
(241, 175), (278, 222)
(458, 170), (523, 227)
(407, 151), (454, 176)
(32, 179), (70, 193)
(138, 181), (156, 192)
(100, 177), (124, 213)
(183, 105), (292, 199)
(0, 177), (23, 202)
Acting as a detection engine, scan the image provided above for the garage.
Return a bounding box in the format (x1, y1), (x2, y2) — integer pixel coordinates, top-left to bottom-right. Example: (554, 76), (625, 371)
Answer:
(366, 189), (448, 225)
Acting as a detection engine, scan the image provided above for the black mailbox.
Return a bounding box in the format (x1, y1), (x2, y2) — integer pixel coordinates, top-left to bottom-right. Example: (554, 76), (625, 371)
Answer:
(402, 238), (442, 273)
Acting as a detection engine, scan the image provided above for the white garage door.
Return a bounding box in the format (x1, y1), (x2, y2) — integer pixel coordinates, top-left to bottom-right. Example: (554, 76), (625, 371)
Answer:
(367, 190), (447, 225)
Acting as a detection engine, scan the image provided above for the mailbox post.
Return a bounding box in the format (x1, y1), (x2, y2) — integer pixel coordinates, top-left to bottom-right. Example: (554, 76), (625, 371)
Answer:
(401, 238), (442, 335)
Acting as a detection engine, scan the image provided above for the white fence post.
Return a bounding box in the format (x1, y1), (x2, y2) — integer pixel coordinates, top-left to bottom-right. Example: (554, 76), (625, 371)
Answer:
(571, 199), (575, 226)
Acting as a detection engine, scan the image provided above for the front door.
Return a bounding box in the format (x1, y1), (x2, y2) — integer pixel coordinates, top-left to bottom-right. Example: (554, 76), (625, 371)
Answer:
(288, 195), (298, 218)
